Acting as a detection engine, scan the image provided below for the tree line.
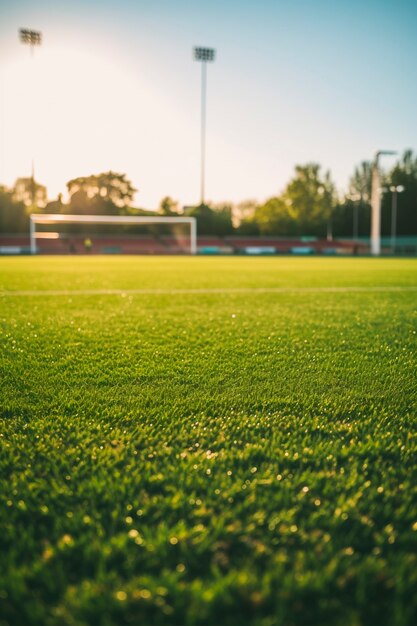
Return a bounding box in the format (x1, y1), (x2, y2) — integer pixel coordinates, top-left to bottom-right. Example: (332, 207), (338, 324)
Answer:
(1, 151), (416, 238)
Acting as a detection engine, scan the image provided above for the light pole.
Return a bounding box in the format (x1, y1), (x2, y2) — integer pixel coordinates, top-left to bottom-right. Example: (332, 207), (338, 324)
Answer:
(370, 150), (396, 255)
(19, 28), (42, 207)
(389, 185), (405, 253)
(193, 46), (215, 206)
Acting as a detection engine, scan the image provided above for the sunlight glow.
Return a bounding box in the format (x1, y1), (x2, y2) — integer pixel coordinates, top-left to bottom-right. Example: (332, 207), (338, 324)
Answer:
(2, 44), (162, 205)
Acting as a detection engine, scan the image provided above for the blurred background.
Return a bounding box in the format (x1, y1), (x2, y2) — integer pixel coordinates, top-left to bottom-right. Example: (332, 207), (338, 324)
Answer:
(0, 0), (416, 252)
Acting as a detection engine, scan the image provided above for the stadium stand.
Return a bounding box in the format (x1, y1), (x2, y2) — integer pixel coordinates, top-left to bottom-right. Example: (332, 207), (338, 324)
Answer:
(0, 234), (394, 256)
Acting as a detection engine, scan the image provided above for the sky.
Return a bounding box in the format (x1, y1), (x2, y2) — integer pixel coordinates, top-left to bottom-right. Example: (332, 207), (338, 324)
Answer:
(0, 0), (416, 210)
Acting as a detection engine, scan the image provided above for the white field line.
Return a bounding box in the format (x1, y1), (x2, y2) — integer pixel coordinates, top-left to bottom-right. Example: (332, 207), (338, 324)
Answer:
(1, 286), (417, 297)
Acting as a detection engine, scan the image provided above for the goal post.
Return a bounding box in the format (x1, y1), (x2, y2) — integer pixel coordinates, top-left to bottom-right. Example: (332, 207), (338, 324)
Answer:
(29, 214), (197, 255)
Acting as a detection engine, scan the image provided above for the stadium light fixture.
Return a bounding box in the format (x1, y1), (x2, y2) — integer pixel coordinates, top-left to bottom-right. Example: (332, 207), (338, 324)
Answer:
(193, 46), (216, 205)
(19, 28), (42, 207)
(19, 28), (42, 55)
(370, 150), (397, 255)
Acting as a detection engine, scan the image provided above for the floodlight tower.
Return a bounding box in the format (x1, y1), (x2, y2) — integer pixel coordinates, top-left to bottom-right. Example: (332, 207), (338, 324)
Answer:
(19, 28), (42, 207)
(370, 150), (396, 255)
(193, 46), (216, 206)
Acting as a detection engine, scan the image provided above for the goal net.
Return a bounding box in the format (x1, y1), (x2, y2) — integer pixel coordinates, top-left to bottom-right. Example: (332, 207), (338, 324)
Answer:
(30, 214), (197, 255)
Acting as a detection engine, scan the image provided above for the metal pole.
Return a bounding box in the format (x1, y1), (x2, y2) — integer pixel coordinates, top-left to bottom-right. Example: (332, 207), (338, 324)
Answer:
(200, 61), (207, 206)
(370, 160), (381, 256)
(193, 47), (215, 206)
(30, 217), (36, 254)
(190, 218), (197, 255)
(391, 190), (397, 253)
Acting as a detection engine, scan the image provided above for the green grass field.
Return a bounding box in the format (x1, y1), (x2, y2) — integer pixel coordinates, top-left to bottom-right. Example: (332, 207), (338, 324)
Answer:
(1, 256), (417, 626)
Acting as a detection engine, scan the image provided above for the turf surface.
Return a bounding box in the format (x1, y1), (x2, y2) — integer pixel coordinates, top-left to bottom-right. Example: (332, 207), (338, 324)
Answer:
(1, 256), (417, 626)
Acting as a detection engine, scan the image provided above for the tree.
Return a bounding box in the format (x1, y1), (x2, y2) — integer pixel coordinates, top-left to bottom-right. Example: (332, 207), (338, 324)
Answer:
(253, 163), (336, 236)
(0, 185), (28, 233)
(13, 177), (47, 208)
(66, 189), (95, 215)
(283, 164), (335, 235)
(158, 196), (179, 215)
(332, 198), (370, 239)
(236, 217), (260, 236)
(328, 161), (373, 239)
(212, 203), (234, 236)
(66, 171), (137, 211)
(44, 194), (65, 214)
(348, 161), (372, 203)
(253, 197), (292, 235)
(185, 203), (234, 236)
(331, 159), (379, 238)
(232, 199), (258, 227)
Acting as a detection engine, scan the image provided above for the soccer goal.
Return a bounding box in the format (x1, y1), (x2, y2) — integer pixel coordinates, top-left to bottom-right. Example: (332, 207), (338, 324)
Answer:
(29, 214), (197, 255)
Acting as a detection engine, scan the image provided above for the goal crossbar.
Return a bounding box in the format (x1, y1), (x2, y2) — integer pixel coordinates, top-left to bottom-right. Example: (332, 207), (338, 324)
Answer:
(29, 214), (197, 254)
